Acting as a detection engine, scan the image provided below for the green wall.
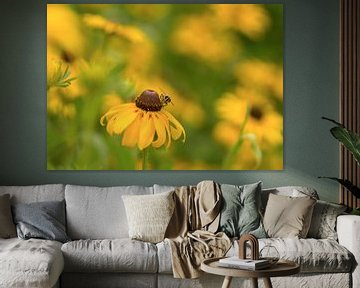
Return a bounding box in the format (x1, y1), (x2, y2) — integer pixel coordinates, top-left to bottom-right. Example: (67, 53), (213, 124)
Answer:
(0, 0), (340, 202)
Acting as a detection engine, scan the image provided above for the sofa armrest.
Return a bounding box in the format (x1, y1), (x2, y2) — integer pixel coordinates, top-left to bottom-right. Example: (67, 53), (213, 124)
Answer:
(337, 215), (360, 288)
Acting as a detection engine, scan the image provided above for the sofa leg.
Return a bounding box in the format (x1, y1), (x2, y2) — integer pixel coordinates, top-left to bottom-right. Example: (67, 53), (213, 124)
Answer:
(251, 278), (258, 288)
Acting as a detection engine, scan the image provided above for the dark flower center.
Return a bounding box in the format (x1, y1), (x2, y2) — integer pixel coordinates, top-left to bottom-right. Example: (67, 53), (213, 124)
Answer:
(135, 89), (162, 111)
(250, 106), (263, 120)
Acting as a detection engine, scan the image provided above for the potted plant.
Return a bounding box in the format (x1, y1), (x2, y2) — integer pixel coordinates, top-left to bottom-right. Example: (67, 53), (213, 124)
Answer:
(320, 117), (360, 215)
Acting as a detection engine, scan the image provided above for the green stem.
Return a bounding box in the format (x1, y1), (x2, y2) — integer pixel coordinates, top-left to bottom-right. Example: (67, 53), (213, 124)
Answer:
(222, 107), (250, 169)
(141, 148), (148, 170)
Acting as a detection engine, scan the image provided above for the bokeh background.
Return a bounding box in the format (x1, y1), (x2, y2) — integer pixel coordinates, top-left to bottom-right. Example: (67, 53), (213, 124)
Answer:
(47, 4), (283, 170)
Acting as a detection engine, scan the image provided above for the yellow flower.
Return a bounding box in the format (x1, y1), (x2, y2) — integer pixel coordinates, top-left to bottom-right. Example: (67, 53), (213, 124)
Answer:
(100, 89), (186, 150)
(83, 14), (146, 44)
(47, 4), (85, 58)
(211, 4), (270, 39)
(216, 93), (248, 126)
(171, 13), (236, 64)
(132, 76), (205, 127)
(215, 91), (282, 146)
(234, 59), (283, 99)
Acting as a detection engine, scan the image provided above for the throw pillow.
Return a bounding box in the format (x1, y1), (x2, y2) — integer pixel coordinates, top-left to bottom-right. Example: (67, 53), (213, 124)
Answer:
(263, 193), (316, 238)
(0, 194), (16, 238)
(122, 191), (175, 243)
(307, 200), (347, 240)
(218, 182), (266, 238)
(12, 200), (70, 243)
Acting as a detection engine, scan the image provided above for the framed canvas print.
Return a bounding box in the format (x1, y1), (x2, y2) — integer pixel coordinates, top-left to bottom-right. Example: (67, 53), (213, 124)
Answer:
(47, 4), (283, 170)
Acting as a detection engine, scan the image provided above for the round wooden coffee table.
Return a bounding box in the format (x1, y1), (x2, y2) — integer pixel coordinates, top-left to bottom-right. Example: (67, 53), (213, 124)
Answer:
(201, 257), (300, 288)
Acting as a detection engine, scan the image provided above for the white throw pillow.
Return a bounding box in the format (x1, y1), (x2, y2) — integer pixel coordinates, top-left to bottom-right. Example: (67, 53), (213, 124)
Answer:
(122, 191), (175, 243)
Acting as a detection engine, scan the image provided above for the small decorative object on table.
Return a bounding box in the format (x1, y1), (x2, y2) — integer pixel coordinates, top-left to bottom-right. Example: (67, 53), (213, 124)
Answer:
(201, 234), (300, 288)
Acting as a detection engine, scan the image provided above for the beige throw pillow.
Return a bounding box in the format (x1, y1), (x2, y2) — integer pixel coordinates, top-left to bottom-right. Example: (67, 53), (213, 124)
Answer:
(263, 193), (316, 238)
(0, 194), (17, 238)
(122, 191), (175, 243)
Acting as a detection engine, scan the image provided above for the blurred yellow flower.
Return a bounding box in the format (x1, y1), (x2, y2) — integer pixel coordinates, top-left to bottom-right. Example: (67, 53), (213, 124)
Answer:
(216, 93), (249, 126)
(211, 4), (270, 39)
(215, 91), (282, 146)
(47, 4), (85, 59)
(83, 14), (146, 44)
(213, 121), (239, 147)
(123, 40), (155, 79)
(234, 59), (283, 99)
(171, 13), (236, 64)
(100, 89), (186, 150)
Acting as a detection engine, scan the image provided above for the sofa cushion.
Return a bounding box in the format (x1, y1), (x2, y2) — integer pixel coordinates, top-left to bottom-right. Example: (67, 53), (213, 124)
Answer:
(307, 200), (347, 240)
(122, 191), (175, 243)
(12, 200), (70, 243)
(0, 238), (64, 288)
(61, 239), (158, 273)
(263, 194), (316, 238)
(157, 238), (353, 274)
(0, 194), (16, 238)
(218, 182), (266, 238)
(65, 185), (153, 239)
(0, 184), (65, 204)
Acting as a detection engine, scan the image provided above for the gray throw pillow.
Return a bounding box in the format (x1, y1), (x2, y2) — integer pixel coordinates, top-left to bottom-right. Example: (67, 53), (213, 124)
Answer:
(307, 200), (347, 240)
(12, 200), (70, 243)
(218, 182), (266, 238)
(0, 194), (16, 238)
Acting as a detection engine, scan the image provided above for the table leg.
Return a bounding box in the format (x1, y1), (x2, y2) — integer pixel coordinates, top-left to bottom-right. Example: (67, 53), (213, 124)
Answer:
(251, 278), (258, 288)
(221, 276), (232, 288)
(263, 277), (273, 288)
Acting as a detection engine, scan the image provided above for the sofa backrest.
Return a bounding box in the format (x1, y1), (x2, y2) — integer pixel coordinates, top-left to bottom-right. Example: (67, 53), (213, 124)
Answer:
(65, 184), (153, 240)
(0, 184), (65, 204)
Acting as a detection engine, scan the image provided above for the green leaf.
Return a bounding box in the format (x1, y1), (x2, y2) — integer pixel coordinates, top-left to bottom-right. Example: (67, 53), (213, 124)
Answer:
(330, 127), (360, 165)
(322, 117), (360, 165)
(318, 176), (360, 198)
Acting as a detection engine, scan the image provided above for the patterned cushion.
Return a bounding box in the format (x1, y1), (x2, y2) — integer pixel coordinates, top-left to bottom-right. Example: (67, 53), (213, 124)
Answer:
(307, 200), (347, 240)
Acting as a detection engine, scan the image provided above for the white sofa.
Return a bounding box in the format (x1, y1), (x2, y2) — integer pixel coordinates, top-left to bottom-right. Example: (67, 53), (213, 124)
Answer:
(0, 184), (359, 288)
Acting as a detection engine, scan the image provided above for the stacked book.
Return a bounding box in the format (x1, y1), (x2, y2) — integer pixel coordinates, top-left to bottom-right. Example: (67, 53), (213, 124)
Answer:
(218, 257), (271, 270)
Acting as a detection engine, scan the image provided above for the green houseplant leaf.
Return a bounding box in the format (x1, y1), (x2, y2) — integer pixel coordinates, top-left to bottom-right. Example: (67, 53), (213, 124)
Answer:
(322, 117), (360, 165)
(320, 117), (360, 202)
(318, 177), (360, 199)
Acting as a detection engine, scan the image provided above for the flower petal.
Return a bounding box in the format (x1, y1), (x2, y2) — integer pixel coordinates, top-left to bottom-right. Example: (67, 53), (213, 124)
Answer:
(100, 103), (136, 126)
(121, 112), (142, 147)
(152, 113), (167, 148)
(157, 112), (172, 148)
(162, 110), (186, 142)
(138, 112), (155, 150)
(107, 108), (138, 135)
